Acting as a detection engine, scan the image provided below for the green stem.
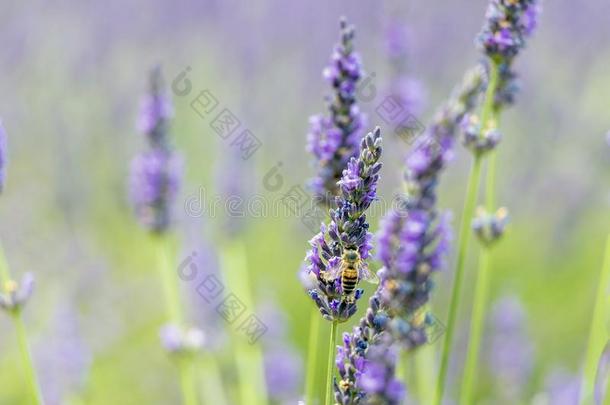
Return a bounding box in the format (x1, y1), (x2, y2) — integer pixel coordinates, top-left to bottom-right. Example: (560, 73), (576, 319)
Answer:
(459, 137), (499, 405)
(436, 61), (500, 405)
(13, 312), (44, 405)
(0, 244), (44, 405)
(153, 235), (200, 405)
(580, 235), (610, 405)
(305, 307), (321, 405)
(220, 241), (268, 405)
(326, 321), (339, 405)
(459, 249), (492, 405)
(436, 154), (483, 405)
(178, 358), (198, 405)
(415, 343), (437, 405)
(154, 235), (183, 324)
(198, 355), (228, 405)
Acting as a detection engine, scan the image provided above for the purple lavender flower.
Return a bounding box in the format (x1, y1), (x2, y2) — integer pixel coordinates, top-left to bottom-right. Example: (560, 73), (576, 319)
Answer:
(541, 369), (581, 405)
(356, 334), (406, 405)
(258, 303), (303, 404)
(384, 19), (426, 118)
(0, 120), (7, 193)
(305, 128), (382, 323)
(477, 0), (541, 111)
(375, 65), (484, 347)
(35, 304), (91, 405)
(0, 272), (35, 313)
(307, 17), (367, 206)
(335, 66), (485, 403)
(485, 296), (534, 402)
(477, 0), (540, 61)
(129, 66), (182, 233)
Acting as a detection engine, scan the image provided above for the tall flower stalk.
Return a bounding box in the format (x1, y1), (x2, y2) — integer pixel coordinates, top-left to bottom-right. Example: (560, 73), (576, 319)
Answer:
(129, 67), (200, 405)
(334, 67), (485, 405)
(580, 234), (610, 405)
(215, 149), (268, 405)
(305, 127), (383, 405)
(307, 17), (367, 207)
(456, 1), (541, 404)
(0, 121), (44, 404)
(304, 17), (367, 405)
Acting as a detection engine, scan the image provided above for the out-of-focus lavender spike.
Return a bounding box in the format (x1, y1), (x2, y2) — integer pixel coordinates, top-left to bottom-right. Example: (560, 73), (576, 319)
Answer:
(215, 148), (253, 237)
(181, 228), (227, 350)
(35, 304), (91, 405)
(305, 128), (382, 323)
(0, 120), (7, 193)
(477, 0), (542, 112)
(485, 296), (534, 402)
(384, 18), (426, 118)
(539, 369), (581, 405)
(129, 66), (183, 233)
(136, 65), (174, 145)
(307, 17), (367, 206)
(259, 302), (303, 404)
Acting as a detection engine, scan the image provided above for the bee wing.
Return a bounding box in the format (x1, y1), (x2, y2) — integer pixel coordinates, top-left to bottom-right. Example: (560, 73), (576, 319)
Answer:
(325, 258), (343, 281)
(358, 264), (380, 285)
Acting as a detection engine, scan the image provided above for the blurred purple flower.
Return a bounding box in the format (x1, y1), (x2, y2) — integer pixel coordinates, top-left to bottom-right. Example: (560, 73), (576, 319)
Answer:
(35, 304), (91, 405)
(258, 302), (302, 403)
(384, 19), (426, 118)
(129, 66), (182, 233)
(477, 0), (542, 111)
(129, 149), (182, 232)
(307, 17), (367, 206)
(486, 296), (534, 401)
(542, 369), (581, 405)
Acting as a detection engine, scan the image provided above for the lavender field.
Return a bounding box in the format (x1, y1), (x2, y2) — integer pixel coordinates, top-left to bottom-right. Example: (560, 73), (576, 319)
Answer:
(0, 1), (609, 404)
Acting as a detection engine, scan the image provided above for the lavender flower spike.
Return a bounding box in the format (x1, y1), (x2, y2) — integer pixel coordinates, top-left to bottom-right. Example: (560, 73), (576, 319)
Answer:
(305, 127), (382, 323)
(477, 0), (542, 111)
(307, 17), (367, 206)
(334, 67), (485, 404)
(129, 66), (182, 233)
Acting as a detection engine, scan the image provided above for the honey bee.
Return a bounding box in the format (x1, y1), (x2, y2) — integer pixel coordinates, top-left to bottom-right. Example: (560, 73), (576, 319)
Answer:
(323, 247), (379, 302)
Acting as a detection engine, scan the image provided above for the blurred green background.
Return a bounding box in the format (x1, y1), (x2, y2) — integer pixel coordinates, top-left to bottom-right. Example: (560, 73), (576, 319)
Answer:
(0, 0), (608, 404)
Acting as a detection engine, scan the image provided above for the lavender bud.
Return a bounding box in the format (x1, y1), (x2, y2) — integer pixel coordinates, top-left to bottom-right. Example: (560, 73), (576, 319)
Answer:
(0, 273), (35, 313)
(472, 206), (510, 246)
(460, 114), (502, 155)
(307, 17), (367, 206)
(159, 324), (206, 356)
